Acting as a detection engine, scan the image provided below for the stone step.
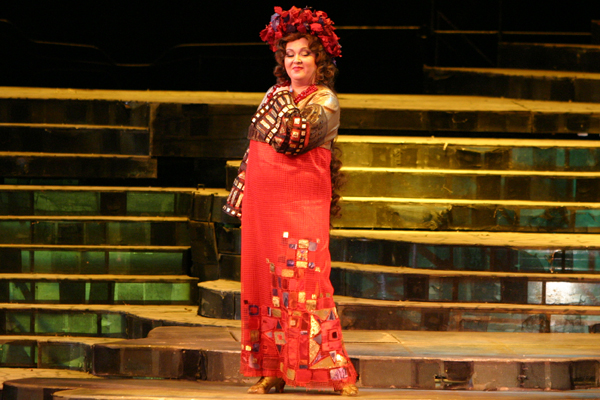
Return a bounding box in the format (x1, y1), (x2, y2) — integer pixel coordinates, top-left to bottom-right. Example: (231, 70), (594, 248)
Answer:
(197, 279), (600, 333)
(0, 245), (190, 275)
(0, 185), (193, 217)
(201, 230), (600, 277)
(0, 153), (157, 179)
(89, 326), (600, 390)
(0, 96), (149, 127)
(336, 136), (600, 171)
(498, 42), (600, 73)
(424, 66), (600, 103)
(0, 123), (149, 155)
(7, 88), (600, 164)
(0, 336), (114, 371)
(336, 197), (600, 232)
(192, 188), (600, 233)
(5, 379), (600, 400)
(329, 230), (600, 273)
(331, 262), (600, 305)
(0, 303), (238, 338)
(341, 167), (600, 202)
(0, 273), (198, 305)
(226, 137), (600, 192)
(0, 216), (189, 246)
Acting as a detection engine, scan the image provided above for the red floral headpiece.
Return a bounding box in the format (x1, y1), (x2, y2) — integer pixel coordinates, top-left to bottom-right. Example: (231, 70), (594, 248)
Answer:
(259, 6), (342, 59)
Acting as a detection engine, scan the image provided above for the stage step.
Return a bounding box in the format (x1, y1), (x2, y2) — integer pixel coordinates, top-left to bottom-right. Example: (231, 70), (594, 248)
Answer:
(336, 197), (600, 232)
(0, 153), (157, 179)
(0, 273), (198, 305)
(424, 66), (600, 103)
(80, 326), (600, 389)
(0, 123), (149, 155)
(201, 230), (600, 276)
(0, 245), (190, 275)
(197, 279), (600, 333)
(0, 216), (189, 246)
(336, 136), (600, 172)
(499, 43), (600, 73)
(341, 167), (600, 202)
(4, 379), (600, 400)
(193, 187), (600, 233)
(0, 336), (115, 371)
(0, 303), (238, 338)
(0, 185), (193, 217)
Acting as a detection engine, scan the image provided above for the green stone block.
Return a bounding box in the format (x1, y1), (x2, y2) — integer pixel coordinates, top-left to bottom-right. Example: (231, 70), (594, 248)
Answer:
(6, 312), (32, 334)
(108, 251), (185, 275)
(0, 221), (30, 243)
(568, 249), (600, 272)
(527, 281), (543, 304)
(520, 208), (569, 229)
(569, 148), (596, 168)
(114, 283), (144, 303)
(127, 192), (175, 216)
(516, 249), (558, 272)
(35, 312), (97, 335)
(458, 279), (501, 302)
(429, 277), (453, 301)
(40, 342), (90, 370)
(575, 210), (600, 231)
(453, 246), (490, 271)
(33, 191), (99, 215)
(108, 222), (150, 245)
(101, 313), (125, 337)
(10, 282), (33, 302)
(414, 245), (451, 269)
(34, 282), (60, 302)
(33, 251), (81, 274)
(0, 342), (37, 366)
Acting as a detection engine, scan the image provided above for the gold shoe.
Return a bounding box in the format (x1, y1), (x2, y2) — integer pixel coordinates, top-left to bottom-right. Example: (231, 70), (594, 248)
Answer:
(247, 376), (285, 394)
(335, 383), (359, 396)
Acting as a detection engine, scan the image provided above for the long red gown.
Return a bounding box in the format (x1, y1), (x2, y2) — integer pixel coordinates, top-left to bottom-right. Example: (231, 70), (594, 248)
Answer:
(230, 85), (357, 389)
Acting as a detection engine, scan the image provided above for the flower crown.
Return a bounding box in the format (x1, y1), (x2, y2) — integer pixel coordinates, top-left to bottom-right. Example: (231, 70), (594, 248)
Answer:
(259, 6), (342, 59)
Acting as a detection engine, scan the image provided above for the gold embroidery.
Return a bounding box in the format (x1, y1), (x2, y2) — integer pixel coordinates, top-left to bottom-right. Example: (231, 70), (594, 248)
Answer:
(309, 339), (320, 363)
(306, 300), (316, 311)
(298, 292), (306, 303)
(272, 308), (282, 318)
(296, 261), (307, 268)
(310, 315), (321, 337)
(298, 239), (309, 249)
(287, 368), (296, 380)
(272, 296), (280, 307)
(250, 330), (259, 342)
(282, 269), (295, 278)
(310, 356), (335, 370)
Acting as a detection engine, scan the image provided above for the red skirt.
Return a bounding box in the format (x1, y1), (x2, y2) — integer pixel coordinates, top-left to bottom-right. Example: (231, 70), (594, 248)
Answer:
(240, 140), (357, 389)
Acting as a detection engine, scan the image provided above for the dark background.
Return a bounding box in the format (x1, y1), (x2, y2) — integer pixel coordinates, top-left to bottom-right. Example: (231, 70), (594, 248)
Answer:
(1, 0), (599, 94)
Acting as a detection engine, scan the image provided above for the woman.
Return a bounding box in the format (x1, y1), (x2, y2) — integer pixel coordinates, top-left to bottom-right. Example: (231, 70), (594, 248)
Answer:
(223, 6), (358, 396)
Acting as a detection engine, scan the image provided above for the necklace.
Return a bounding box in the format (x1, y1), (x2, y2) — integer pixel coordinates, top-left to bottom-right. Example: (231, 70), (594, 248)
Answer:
(292, 84), (318, 103)
(265, 82), (318, 104)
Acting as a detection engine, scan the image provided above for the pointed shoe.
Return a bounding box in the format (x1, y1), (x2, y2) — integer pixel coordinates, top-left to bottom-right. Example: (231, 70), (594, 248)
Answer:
(247, 377), (285, 394)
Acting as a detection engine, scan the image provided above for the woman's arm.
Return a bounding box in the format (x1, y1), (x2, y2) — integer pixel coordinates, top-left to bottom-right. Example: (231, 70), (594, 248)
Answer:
(247, 89), (339, 155)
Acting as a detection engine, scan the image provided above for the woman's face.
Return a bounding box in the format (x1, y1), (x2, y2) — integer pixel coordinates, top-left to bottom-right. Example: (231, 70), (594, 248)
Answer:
(284, 38), (317, 88)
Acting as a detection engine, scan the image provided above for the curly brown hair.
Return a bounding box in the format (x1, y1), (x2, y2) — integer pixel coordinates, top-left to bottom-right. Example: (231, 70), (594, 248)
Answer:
(273, 32), (338, 89)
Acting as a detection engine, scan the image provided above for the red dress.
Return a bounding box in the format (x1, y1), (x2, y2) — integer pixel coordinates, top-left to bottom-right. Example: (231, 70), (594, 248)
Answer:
(226, 85), (357, 389)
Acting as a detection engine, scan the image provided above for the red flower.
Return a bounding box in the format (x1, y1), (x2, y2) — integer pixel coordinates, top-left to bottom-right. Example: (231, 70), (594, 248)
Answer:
(260, 6), (342, 58)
